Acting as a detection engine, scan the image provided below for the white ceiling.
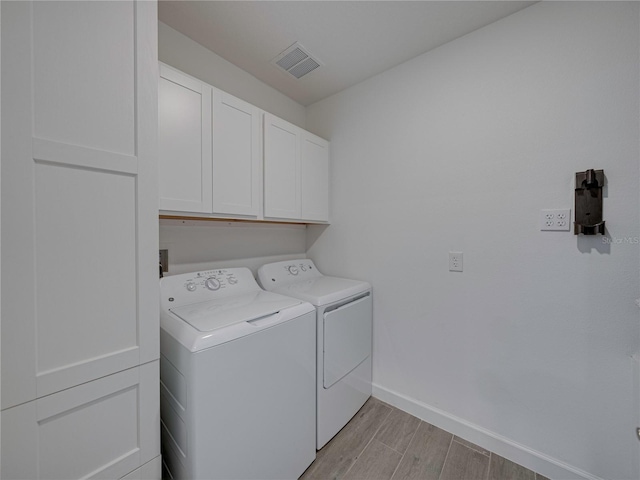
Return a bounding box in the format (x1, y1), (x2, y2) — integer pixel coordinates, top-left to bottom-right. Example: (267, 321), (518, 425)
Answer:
(159, 1), (538, 106)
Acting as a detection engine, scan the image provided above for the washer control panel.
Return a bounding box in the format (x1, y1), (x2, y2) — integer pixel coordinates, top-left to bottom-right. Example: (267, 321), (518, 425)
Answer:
(183, 269), (239, 292)
(258, 259), (322, 288)
(161, 267), (259, 310)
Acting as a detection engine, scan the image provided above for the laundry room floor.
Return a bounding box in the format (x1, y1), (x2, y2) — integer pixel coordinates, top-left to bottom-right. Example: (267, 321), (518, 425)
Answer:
(300, 397), (550, 480)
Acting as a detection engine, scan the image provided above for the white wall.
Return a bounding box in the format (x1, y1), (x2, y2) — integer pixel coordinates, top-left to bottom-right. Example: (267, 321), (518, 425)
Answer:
(306, 3), (639, 479)
(159, 219), (306, 276)
(158, 22), (305, 128)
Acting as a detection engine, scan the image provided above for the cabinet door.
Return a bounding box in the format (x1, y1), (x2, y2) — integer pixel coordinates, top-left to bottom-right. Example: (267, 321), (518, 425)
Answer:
(301, 131), (330, 222)
(212, 90), (260, 216)
(1, 363), (160, 480)
(264, 113), (301, 219)
(2, 0), (159, 410)
(159, 64), (212, 213)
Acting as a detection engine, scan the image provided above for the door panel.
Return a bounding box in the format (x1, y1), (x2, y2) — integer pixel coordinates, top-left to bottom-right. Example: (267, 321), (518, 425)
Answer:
(1, 363), (159, 480)
(33, 1), (135, 156)
(159, 66), (212, 213)
(34, 162), (138, 395)
(213, 91), (260, 216)
(264, 114), (300, 219)
(301, 132), (329, 222)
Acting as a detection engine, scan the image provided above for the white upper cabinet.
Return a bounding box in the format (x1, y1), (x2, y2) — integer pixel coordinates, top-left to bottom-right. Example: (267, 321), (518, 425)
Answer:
(158, 64), (261, 218)
(158, 64), (329, 223)
(159, 65), (212, 213)
(264, 114), (330, 223)
(212, 90), (261, 216)
(301, 131), (330, 222)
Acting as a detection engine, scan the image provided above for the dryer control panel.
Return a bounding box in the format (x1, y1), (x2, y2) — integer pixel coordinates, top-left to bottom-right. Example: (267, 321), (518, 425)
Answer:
(258, 259), (322, 288)
(160, 267), (260, 311)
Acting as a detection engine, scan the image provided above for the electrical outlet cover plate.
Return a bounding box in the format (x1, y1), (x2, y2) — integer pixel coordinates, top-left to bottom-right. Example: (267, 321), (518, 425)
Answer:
(449, 252), (463, 272)
(540, 209), (571, 231)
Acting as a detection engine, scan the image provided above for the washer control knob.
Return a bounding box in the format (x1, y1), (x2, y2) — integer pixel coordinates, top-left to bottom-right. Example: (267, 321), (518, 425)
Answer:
(186, 281), (197, 292)
(228, 276), (238, 285)
(205, 277), (221, 291)
(300, 264), (307, 272)
(287, 265), (299, 275)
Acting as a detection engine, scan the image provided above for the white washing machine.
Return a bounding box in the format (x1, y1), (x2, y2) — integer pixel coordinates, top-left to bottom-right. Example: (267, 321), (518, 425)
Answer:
(159, 267), (316, 480)
(258, 259), (372, 449)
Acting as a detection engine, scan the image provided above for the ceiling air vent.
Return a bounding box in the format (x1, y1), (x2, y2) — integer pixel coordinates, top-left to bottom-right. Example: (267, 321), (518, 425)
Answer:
(271, 43), (322, 79)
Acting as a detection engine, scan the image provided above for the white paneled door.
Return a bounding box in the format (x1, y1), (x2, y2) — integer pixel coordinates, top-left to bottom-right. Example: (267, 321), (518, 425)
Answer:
(1, 1), (160, 478)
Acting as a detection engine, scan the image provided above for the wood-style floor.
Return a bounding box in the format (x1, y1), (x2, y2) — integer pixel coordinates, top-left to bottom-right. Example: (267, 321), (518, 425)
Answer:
(300, 397), (551, 480)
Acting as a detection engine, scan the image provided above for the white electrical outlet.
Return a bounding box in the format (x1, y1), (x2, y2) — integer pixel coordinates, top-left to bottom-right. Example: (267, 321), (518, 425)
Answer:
(540, 209), (571, 231)
(449, 252), (463, 272)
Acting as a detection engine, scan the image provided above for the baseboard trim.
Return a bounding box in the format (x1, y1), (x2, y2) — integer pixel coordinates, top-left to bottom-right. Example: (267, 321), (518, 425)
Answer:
(372, 383), (603, 480)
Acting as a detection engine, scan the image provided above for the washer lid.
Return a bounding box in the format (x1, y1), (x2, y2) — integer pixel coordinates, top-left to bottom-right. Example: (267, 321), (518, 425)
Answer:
(274, 276), (371, 306)
(170, 290), (302, 332)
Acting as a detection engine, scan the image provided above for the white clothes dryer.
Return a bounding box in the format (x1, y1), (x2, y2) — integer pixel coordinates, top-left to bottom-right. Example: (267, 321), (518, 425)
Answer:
(159, 268), (316, 480)
(258, 259), (372, 449)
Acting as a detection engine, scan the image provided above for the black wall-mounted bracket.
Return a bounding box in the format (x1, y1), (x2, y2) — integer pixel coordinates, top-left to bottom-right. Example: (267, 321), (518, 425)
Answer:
(574, 169), (605, 235)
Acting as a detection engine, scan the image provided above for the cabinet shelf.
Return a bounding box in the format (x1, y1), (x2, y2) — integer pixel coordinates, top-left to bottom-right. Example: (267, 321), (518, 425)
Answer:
(159, 214), (328, 226)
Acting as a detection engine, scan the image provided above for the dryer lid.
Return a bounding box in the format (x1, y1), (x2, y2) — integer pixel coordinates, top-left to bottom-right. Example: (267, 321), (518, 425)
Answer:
(169, 290), (302, 332)
(274, 276), (370, 306)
